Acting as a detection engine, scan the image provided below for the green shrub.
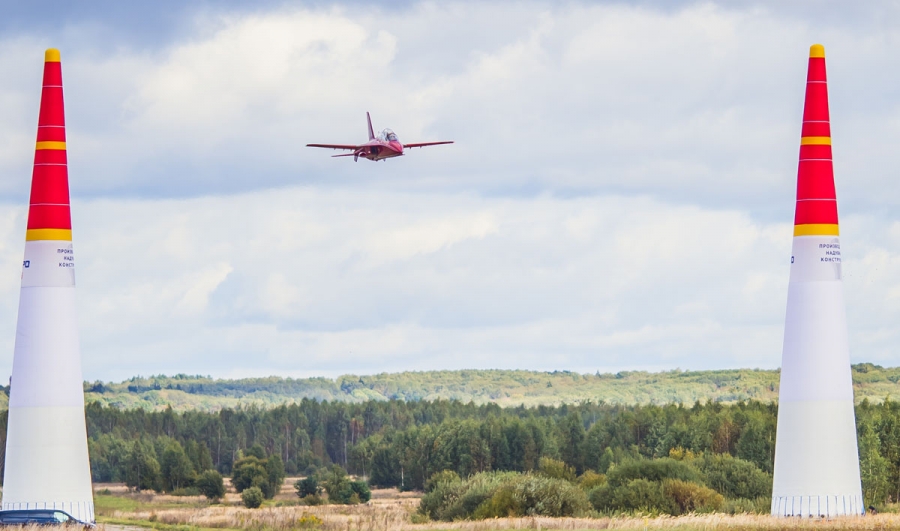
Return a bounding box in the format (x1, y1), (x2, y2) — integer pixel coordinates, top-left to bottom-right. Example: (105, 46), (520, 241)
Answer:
(241, 486), (265, 508)
(196, 470), (226, 501)
(419, 471), (516, 521)
(590, 478), (674, 514)
(441, 473), (512, 521)
(232, 451), (284, 499)
(424, 470), (461, 493)
(350, 480), (371, 503)
(295, 476), (319, 498)
(419, 473), (464, 520)
(538, 457), (576, 482)
(232, 456), (268, 494)
(577, 470), (606, 489)
(299, 494), (324, 506)
(589, 475), (725, 516)
(473, 474), (591, 518)
(606, 458), (702, 487)
(420, 471), (589, 521)
(321, 465), (358, 504)
(663, 479), (724, 514)
(696, 454), (772, 500)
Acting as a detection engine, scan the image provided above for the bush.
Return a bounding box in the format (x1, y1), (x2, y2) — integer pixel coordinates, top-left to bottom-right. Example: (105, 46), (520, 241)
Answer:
(196, 470), (226, 501)
(419, 471), (590, 521)
(232, 452), (284, 499)
(241, 486), (265, 508)
(538, 457), (576, 482)
(299, 494), (324, 506)
(590, 478), (674, 514)
(350, 480), (371, 503)
(606, 458), (702, 487)
(321, 465), (356, 504)
(696, 454), (772, 500)
(473, 474), (591, 518)
(441, 472), (517, 521)
(420, 473), (464, 520)
(663, 479), (724, 514)
(577, 470), (606, 489)
(232, 456), (268, 494)
(295, 476), (319, 498)
(419, 471), (516, 521)
(425, 470), (461, 493)
(589, 477), (724, 516)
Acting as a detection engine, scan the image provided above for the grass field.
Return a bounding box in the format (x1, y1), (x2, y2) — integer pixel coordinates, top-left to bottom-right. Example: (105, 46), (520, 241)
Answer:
(92, 480), (900, 531)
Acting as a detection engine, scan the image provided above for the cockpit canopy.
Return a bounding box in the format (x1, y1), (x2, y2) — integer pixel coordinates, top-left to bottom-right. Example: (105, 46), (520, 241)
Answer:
(378, 128), (399, 142)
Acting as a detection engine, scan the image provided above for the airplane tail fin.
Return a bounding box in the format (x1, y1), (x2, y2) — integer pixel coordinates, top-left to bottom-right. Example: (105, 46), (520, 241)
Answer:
(366, 112), (375, 140)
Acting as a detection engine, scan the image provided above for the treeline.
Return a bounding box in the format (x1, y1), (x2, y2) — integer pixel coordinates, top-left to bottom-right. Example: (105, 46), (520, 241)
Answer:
(68, 364), (900, 412)
(78, 368), (786, 411)
(0, 396), (897, 511)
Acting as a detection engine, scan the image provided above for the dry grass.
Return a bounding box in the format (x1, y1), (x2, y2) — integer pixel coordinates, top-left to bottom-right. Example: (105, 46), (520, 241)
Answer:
(490, 514), (900, 530)
(104, 504), (900, 531)
(94, 482), (900, 531)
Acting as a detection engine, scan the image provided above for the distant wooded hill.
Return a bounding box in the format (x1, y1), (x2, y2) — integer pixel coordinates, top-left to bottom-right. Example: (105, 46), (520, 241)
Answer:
(0, 362), (882, 411)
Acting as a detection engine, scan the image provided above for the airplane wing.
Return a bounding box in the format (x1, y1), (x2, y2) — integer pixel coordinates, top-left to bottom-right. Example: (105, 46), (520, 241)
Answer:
(306, 144), (358, 150)
(403, 141), (454, 148)
(331, 153), (356, 158)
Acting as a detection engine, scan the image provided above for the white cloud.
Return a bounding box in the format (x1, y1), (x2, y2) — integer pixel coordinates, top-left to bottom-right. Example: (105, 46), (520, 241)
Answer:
(0, 188), (800, 380)
(0, 2), (898, 380)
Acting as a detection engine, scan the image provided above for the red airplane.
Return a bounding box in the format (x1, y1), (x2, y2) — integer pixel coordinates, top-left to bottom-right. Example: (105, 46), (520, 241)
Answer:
(307, 112), (453, 162)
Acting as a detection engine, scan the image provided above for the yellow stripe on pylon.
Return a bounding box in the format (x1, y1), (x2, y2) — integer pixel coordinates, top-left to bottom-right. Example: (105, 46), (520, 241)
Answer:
(25, 229), (72, 241)
(794, 224), (839, 237)
(800, 137), (831, 146)
(35, 141), (66, 150)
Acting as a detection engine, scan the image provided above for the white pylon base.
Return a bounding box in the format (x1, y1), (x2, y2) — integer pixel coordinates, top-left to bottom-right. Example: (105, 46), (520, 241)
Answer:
(771, 400), (864, 516)
(2, 406), (94, 522)
(772, 242), (863, 517)
(3, 284), (94, 522)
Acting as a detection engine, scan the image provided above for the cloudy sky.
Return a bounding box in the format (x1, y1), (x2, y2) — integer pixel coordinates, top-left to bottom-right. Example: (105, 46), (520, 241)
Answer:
(1, 1), (900, 381)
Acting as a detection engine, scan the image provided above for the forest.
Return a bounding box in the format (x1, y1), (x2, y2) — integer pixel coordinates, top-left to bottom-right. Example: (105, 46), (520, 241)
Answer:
(0, 392), (895, 515)
(30, 363), (900, 411)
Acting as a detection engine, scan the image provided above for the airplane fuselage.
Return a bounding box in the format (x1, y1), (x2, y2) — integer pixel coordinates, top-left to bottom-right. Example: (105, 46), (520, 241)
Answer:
(357, 139), (404, 161)
(306, 112), (452, 162)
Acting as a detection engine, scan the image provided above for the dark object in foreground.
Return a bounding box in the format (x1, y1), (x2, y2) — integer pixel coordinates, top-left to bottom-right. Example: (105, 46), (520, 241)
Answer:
(0, 509), (94, 527)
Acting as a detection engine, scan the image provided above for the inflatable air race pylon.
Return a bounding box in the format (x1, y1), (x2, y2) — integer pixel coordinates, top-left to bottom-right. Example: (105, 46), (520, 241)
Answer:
(770, 44), (863, 517)
(1, 49), (94, 522)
